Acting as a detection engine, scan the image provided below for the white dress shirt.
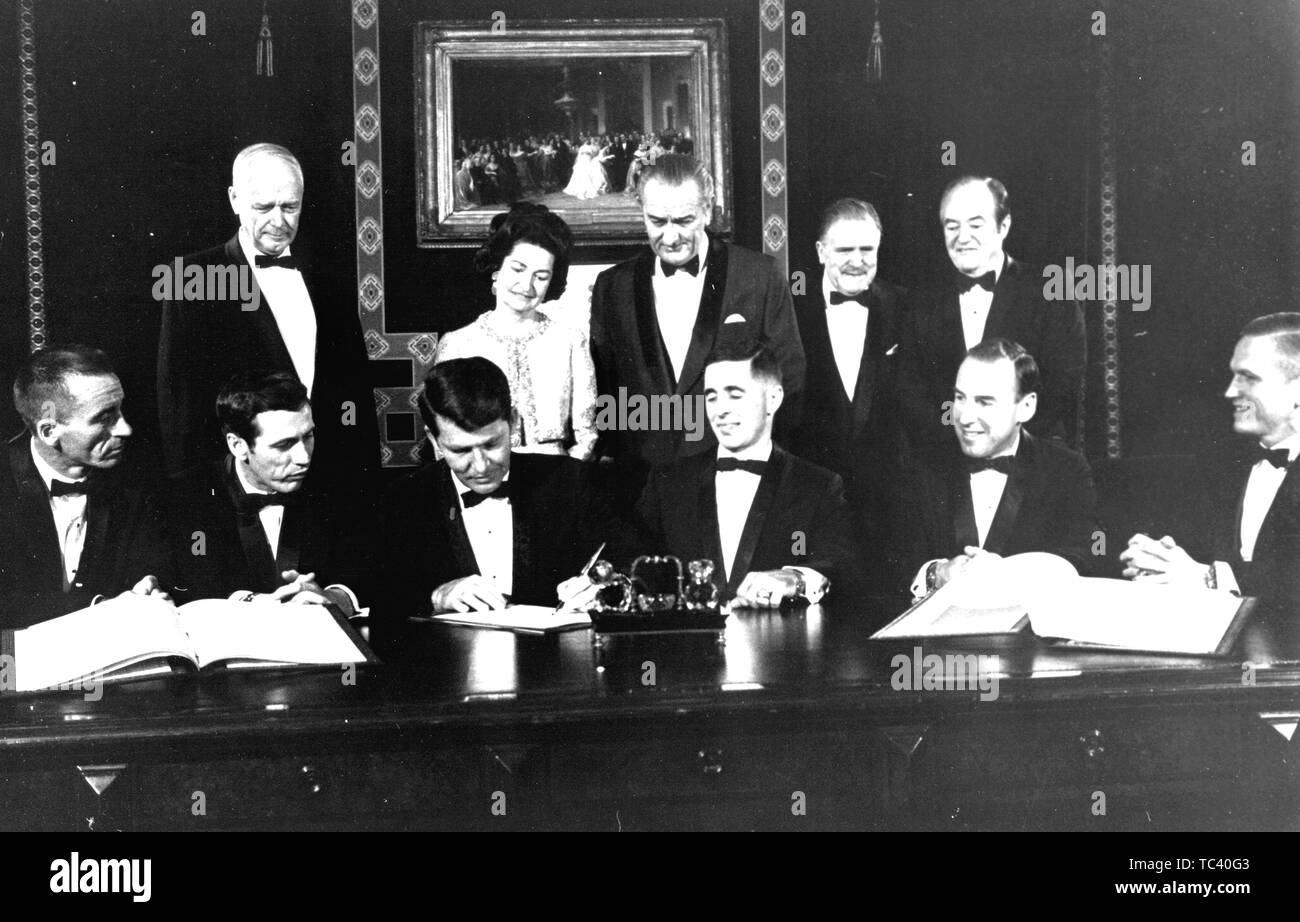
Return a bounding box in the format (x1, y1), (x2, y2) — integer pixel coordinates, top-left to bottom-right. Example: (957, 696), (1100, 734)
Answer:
(30, 439), (89, 589)
(714, 441), (828, 601)
(823, 274), (869, 401)
(456, 475), (514, 597)
(239, 229), (318, 395)
(958, 257), (1004, 350)
(1238, 433), (1300, 562)
(233, 461), (286, 559)
(652, 236), (709, 384)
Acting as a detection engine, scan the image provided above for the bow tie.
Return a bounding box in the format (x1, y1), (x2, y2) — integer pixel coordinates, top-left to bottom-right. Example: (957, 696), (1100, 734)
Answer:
(966, 456), (1015, 476)
(829, 291), (872, 307)
(1252, 446), (1292, 469)
(49, 478), (93, 498)
(235, 490), (303, 518)
(461, 482), (510, 508)
(661, 256), (700, 278)
(254, 253), (300, 270)
(955, 271), (996, 294)
(715, 458), (767, 476)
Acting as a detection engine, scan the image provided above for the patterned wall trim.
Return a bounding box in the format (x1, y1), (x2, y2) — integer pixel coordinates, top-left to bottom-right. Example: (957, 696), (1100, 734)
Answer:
(1098, 17), (1120, 459)
(758, 0), (789, 279)
(18, 0), (47, 351)
(352, 0), (432, 467)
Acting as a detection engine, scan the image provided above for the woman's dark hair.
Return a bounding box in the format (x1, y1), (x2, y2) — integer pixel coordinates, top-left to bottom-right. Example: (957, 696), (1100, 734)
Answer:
(473, 203), (573, 302)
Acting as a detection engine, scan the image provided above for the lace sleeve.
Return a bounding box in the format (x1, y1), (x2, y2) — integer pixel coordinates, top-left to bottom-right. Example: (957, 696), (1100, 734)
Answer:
(569, 326), (599, 460)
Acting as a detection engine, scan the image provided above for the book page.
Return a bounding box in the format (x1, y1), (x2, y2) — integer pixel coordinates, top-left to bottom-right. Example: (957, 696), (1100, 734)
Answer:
(177, 599), (368, 668)
(1028, 578), (1244, 655)
(12, 594), (194, 691)
(432, 604), (591, 634)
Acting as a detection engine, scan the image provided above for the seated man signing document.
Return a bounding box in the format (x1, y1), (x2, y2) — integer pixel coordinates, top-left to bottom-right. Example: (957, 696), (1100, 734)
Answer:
(378, 357), (631, 618)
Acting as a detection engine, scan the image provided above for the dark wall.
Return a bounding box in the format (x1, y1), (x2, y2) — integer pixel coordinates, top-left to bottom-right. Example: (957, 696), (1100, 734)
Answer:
(4, 0), (1297, 465)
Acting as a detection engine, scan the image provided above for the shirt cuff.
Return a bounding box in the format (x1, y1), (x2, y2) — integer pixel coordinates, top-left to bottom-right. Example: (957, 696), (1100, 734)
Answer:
(1213, 561), (1240, 595)
(786, 566), (829, 604)
(910, 559), (945, 601)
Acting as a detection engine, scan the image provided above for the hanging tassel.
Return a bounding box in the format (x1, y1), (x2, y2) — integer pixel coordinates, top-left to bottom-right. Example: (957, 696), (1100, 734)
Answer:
(868, 1), (885, 83)
(256, 9), (274, 77)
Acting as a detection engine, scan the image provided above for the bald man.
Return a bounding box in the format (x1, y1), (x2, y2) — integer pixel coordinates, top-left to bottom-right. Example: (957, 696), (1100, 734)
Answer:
(157, 143), (378, 492)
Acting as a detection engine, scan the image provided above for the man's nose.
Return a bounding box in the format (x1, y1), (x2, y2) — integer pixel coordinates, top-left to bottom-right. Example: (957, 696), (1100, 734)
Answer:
(291, 441), (312, 465)
(112, 416), (132, 438)
(469, 449), (489, 475)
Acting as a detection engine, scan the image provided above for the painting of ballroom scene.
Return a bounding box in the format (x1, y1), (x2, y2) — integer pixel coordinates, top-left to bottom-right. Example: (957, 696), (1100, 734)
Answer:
(451, 57), (701, 213)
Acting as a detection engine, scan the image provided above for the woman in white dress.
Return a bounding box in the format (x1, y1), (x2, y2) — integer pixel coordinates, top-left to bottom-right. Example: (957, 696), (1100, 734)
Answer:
(563, 138), (599, 199)
(433, 203), (597, 459)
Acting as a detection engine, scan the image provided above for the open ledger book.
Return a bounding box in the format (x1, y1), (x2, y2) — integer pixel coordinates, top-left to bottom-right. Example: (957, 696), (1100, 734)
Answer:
(871, 552), (1253, 656)
(429, 604), (591, 635)
(3, 594), (376, 693)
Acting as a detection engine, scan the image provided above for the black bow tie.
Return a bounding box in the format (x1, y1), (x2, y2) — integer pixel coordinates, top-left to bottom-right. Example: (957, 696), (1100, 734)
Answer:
(461, 482), (511, 508)
(829, 291), (872, 307)
(661, 256), (700, 278)
(254, 253), (300, 270)
(966, 456), (1015, 475)
(956, 271), (996, 293)
(715, 458), (767, 476)
(1252, 446), (1292, 469)
(49, 478), (92, 498)
(234, 490), (303, 519)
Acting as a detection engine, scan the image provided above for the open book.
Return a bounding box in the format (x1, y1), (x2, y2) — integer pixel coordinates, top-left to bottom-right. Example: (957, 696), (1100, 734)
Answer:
(429, 604), (591, 636)
(3, 594), (376, 693)
(871, 552), (1253, 656)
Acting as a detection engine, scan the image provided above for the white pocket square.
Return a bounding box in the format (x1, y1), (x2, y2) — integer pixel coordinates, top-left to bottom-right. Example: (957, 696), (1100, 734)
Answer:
(885, 343), (900, 356)
(723, 314), (747, 324)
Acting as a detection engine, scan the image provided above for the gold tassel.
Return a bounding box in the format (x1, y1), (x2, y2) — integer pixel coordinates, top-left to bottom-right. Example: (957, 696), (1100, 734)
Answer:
(256, 10), (274, 77)
(868, 1), (885, 83)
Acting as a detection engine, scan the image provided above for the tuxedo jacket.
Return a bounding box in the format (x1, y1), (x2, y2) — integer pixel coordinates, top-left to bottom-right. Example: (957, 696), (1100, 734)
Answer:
(167, 457), (371, 603)
(156, 233), (380, 488)
(896, 431), (1099, 592)
(898, 255), (1086, 458)
(792, 279), (908, 508)
(590, 236), (806, 486)
(0, 435), (171, 629)
(376, 453), (635, 626)
(635, 446), (860, 599)
(1210, 451), (1300, 625)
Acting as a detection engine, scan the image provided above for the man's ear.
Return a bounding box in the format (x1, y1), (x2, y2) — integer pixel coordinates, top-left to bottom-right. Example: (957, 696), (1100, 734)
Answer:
(34, 416), (60, 448)
(225, 431), (249, 460)
(227, 185), (240, 214)
(814, 240), (828, 266)
(1014, 390), (1038, 424)
(767, 383), (785, 417)
(997, 213), (1012, 242)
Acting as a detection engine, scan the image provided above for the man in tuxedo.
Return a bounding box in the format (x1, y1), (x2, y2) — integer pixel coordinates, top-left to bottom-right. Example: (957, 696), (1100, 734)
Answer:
(636, 338), (857, 607)
(899, 338), (1099, 600)
(794, 198), (908, 562)
(590, 153), (805, 506)
(168, 371), (367, 611)
(157, 142), (378, 491)
(1, 346), (170, 628)
(1119, 313), (1300, 624)
(378, 358), (630, 624)
(899, 175), (1085, 459)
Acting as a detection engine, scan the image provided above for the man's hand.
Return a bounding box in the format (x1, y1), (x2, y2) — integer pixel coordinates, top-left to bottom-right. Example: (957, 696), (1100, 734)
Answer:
(1119, 534), (1210, 586)
(555, 575), (600, 612)
(431, 575), (507, 613)
(734, 569), (801, 608)
(934, 547), (1002, 589)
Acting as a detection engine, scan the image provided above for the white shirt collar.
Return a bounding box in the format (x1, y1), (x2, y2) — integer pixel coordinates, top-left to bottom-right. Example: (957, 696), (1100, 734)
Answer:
(29, 437), (85, 491)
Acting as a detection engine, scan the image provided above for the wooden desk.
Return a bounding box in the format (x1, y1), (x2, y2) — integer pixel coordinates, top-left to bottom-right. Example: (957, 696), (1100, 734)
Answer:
(1, 602), (1298, 830)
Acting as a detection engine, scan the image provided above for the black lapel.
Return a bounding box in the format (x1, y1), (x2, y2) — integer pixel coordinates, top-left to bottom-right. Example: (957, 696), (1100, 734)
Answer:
(849, 284), (885, 431)
(983, 432), (1033, 553)
(227, 234), (298, 378)
(509, 455), (535, 600)
(437, 461), (481, 576)
(222, 458), (280, 590)
(675, 237), (729, 398)
(8, 437), (66, 588)
(696, 455), (726, 583)
(1251, 459), (1300, 563)
(76, 477), (116, 588)
(727, 447), (787, 591)
(632, 251), (677, 392)
(983, 254), (1016, 340)
(275, 501), (305, 575)
(950, 457), (980, 551)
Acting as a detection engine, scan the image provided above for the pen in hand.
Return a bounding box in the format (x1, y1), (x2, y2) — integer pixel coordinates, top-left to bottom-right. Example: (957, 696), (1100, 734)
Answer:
(554, 542), (606, 613)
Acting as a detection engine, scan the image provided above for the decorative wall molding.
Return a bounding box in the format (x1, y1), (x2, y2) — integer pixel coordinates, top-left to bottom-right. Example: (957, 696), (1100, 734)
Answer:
(18, 0), (47, 352)
(758, 0), (788, 278)
(351, 0), (432, 466)
(1098, 12), (1120, 459)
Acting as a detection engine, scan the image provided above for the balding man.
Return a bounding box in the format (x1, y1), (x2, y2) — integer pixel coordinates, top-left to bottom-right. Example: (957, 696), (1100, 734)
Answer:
(157, 143), (378, 492)
(590, 153), (805, 507)
(900, 175), (1085, 460)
